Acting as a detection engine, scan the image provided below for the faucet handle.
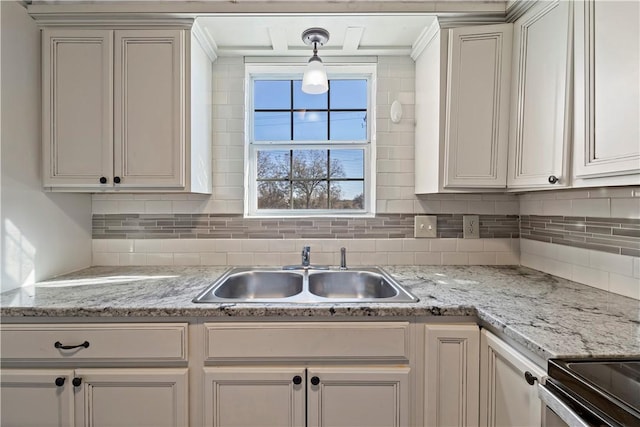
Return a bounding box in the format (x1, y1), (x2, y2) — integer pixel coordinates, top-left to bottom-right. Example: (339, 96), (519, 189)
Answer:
(340, 247), (347, 270)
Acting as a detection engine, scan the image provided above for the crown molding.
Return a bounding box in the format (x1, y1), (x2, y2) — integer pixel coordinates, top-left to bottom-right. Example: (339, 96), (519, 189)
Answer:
(191, 20), (218, 62)
(411, 19), (440, 60)
(506, 0), (538, 22)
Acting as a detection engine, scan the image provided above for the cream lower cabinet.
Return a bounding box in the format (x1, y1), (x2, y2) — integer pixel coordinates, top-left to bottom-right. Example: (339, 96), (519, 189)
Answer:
(202, 322), (411, 427)
(424, 324), (480, 427)
(0, 323), (189, 427)
(480, 330), (546, 427)
(204, 366), (409, 427)
(1, 368), (188, 427)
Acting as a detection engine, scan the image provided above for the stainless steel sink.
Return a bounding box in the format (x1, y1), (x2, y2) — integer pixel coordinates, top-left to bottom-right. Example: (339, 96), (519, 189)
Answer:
(308, 271), (399, 299)
(212, 270), (303, 299)
(193, 267), (418, 303)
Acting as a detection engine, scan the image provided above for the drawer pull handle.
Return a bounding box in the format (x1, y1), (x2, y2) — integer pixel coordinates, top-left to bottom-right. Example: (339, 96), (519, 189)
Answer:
(54, 340), (90, 350)
(72, 377), (82, 387)
(524, 371), (538, 386)
(55, 377), (65, 387)
(310, 376), (320, 386)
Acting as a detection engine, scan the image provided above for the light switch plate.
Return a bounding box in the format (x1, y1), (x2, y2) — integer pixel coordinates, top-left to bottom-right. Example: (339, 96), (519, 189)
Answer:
(415, 215), (437, 238)
(463, 215), (480, 239)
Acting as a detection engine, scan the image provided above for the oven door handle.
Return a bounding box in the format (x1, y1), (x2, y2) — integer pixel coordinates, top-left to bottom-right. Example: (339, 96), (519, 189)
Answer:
(538, 383), (590, 427)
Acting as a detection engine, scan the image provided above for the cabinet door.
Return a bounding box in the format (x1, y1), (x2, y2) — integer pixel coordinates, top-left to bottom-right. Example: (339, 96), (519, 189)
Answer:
(203, 367), (305, 427)
(114, 29), (186, 188)
(573, 0), (640, 181)
(307, 366), (410, 427)
(444, 24), (512, 189)
(507, 0), (572, 189)
(480, 330), (545, 427)
(74, 368), (188, 427)
(1, 369), (75, 427)
(425, 324), (480, 427)
(42, 29), (113, 188)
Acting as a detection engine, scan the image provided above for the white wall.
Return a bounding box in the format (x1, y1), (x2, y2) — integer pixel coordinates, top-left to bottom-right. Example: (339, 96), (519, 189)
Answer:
(1, 1), (92, 293)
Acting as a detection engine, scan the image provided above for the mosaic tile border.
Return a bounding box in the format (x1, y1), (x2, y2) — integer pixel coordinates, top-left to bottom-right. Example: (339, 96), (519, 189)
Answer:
(520, 215), (640, 257)
(92, 214), (520, 240)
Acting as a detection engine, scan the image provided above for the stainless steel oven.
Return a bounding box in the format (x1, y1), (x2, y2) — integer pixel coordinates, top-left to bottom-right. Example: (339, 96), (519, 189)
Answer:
(539, 358), (640, 427)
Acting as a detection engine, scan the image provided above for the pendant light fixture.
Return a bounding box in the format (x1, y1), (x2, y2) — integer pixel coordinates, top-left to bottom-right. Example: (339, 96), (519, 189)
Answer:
(301, 27), (330, 94)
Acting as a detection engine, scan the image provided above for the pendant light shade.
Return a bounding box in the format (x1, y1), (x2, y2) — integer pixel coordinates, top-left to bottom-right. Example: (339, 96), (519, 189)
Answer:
(301, 28), (330, 95)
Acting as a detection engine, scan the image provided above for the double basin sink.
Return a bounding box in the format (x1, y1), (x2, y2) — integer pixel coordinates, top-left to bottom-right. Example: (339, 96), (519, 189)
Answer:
(193, 267), (419, 304)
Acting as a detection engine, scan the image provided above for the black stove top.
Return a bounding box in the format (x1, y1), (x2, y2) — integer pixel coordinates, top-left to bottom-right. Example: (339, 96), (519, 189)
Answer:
(547, 358), (640, 427)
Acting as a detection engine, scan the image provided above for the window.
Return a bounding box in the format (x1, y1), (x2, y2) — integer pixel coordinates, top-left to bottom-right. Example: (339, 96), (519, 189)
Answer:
(245, 64), (376, 217)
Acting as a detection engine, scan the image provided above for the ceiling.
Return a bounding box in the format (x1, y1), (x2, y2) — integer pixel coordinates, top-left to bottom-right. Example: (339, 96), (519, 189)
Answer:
(196, 14), (438, 57)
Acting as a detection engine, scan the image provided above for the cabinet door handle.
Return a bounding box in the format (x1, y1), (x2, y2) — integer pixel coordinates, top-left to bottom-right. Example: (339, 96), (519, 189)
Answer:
(54, 340), (90, 350)
(310, 376), (320, 386)
(99, 177), (107, 184)
(548, 175), (559, 184)
(55, 377), (65, 387)
(113, 176), (121, 184)
(292, 375), (302, 385)
(72, 377), (82, 387)
(524, 371), (538, 386)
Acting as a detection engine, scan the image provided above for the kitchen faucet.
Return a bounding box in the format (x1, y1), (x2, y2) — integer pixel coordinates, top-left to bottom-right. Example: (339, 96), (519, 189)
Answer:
(301, 246), (311, 267)
(283, 245), (328, 270)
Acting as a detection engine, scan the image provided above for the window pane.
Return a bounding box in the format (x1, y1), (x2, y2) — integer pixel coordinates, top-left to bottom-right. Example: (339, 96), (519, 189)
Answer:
(293, 111), (328, 140)
(293, 80), (328, 110)
(257, 150), (290, 179)
(258, 181), (291, 209)
(330, 112), (367, 140)
(330, 150), (364, 179)
(254, 112), (291, 141)
(330, 181), (364, 209)
(292, 150), (327, 179)
(254, 80), (290, 109)
(293, 181), (328, 209)
(330, 80), (367, 109)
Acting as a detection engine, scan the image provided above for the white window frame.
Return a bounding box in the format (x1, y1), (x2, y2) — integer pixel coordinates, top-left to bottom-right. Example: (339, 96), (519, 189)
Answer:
(244, 63), (377, 218)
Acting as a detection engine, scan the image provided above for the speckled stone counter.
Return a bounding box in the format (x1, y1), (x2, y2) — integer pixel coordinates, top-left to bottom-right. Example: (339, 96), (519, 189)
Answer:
(1, 265), (638, 361)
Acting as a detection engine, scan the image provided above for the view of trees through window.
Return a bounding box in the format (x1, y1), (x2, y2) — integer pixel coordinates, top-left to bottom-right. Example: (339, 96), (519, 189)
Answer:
(253, 79), (368, 211)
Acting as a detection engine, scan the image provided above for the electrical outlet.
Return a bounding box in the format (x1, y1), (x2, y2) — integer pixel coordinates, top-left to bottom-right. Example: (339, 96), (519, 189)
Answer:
(414, 215), (437, 238)
(463, 215), (480, 239)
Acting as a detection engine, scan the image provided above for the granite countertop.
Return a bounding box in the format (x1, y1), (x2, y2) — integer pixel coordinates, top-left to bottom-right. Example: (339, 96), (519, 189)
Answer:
(1, 265), (638, 361)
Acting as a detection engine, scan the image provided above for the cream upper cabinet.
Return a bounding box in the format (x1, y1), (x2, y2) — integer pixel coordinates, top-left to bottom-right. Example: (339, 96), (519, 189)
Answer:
(424, 324), (480, 427)
(42, 29), (113, 188)
(507, 0), (573, 190)
(572, 0), (640, 185)
(480, 330), (546, 427)
(414, 22), (513, 193)
(42, 25), (212, 193)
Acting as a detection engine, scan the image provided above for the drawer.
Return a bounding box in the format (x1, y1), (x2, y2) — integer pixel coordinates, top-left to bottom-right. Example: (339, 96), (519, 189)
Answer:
(0, 323), (188, 362)
(204, 322), (410, 362)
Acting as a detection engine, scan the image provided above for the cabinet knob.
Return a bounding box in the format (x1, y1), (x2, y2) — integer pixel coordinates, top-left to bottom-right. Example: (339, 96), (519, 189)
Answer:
(310, 376), (320, 386)
(292, 375), (302, 385)
(55, 377), (65, 387)
(524, 371), (538, 386)
(114, 176), (121, 184)
(99, 177), (107, 184)
(72, 377), (82, 387)
(548, 175), (559, 184)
